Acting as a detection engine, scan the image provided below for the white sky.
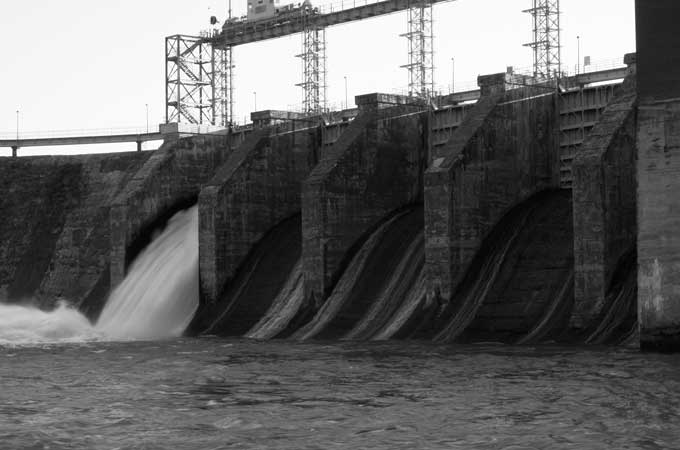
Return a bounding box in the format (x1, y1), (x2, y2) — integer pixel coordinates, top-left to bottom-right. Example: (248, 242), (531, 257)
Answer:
(0, 0), (635, 156)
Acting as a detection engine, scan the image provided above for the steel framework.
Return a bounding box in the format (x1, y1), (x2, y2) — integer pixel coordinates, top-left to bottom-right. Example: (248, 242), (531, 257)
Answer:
(212, 45), (234, 126)
(401, 0), (434, 98)
(296, 20), (327, 115)
(166, 34), (232, 126)
(523, 0), (561, 79)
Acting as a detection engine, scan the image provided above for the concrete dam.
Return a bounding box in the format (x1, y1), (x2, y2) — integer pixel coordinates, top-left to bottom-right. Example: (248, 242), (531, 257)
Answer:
(0, 2), (678, 352)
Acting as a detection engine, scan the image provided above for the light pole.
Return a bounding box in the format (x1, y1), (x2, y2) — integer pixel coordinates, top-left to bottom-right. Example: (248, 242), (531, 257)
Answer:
(451, 57), (455, 93)
(145, 104), (149, 133)
(253, 91), (257, 111)
(344, 76), (348, 109)
(13, 109), (19, 158)
(577, 35), (581, 74)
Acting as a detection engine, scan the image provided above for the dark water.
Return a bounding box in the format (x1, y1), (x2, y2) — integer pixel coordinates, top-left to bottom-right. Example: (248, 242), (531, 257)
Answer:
(2, 339), (679, 449)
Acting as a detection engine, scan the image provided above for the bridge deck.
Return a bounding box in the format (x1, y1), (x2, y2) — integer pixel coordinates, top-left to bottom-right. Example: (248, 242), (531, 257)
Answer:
(0, 132), (163, 149)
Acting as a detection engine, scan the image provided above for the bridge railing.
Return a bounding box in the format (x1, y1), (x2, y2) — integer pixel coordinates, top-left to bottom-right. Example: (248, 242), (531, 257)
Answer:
(0, 125), (163, 141)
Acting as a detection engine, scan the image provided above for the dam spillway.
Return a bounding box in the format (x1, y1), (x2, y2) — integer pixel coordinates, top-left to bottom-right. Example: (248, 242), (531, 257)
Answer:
(0, 5), (679, 350)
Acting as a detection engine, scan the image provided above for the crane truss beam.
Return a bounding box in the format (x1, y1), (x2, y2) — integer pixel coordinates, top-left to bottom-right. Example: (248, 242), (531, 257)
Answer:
(213, 0), (453, 47)
(523, 0), (561, 79)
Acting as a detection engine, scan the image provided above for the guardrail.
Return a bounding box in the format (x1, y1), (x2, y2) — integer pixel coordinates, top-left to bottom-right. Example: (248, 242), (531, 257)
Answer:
(0, 125), (160, 141)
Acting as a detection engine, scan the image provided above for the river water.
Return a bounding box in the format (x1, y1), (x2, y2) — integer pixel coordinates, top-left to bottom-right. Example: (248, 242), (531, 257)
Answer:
(2, 338), (679, 450)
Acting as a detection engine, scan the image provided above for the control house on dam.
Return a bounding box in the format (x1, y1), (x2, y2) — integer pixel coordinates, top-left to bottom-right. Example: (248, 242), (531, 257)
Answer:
(0, 0), (679, 352)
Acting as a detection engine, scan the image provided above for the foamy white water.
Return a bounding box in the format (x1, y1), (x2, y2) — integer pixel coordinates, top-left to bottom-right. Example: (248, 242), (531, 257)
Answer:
(0, 301), (98, 345)
(96, 206), (199, 340)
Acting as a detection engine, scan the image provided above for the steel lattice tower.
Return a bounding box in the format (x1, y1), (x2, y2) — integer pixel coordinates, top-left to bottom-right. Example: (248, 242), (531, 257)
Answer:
(296, 18), (327, 115)
(523, 0), (561, 79)
(211, 45), (234, 127)
(166, 34), (232, 126)
(401, 0), (434, 98)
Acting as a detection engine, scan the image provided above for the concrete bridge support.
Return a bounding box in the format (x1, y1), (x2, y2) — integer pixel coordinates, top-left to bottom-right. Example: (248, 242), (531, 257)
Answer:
(636, 0), (680, 351)
(570, 71), (637, 333)
(424, 74), (559, 304)
(302, 95), (427, 306)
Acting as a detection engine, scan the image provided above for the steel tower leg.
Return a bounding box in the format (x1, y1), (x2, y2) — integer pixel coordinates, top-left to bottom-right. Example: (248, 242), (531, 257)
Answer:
(212, 45), (234, 127)
(165, 34), (219, 125)
(296, 23), (327, 115)
(401, 0), (434, 98)
(523, 0), (561, 79)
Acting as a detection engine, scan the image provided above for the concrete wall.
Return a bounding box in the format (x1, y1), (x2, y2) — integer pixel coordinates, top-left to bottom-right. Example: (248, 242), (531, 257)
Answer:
(110, 135), (230, 287)
(636, 0), (680, 351)
(424, 77), (559, 303)
(198, 126), (320, 305)
(0, 153), (149, 314)
(571, 80), (637, 331)
(302, 105), (426, 305)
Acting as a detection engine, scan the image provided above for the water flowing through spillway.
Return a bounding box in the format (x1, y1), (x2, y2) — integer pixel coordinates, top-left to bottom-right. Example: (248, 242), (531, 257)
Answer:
(96, 206), (199, 340)
(0, 206), (199, 345)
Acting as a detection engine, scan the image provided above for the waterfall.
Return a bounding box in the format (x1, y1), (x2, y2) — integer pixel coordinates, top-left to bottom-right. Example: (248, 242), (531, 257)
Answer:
(96, 206), (199, 340)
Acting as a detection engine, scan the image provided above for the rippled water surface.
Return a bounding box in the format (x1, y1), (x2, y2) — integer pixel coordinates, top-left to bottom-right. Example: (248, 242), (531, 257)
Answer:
(2, 339), (679, 449)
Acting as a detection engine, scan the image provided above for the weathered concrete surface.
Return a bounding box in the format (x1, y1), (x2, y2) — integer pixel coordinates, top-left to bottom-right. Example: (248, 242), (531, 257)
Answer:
(110, 135), (231, 288)
(636, 1), (680, 103)
(424, 77), (558, 304)
(636, 0), (680, 351)
(302, 105), (426, 305)
(0, 153), (149, 314)
(637, 103), (680, 350)
(571, 79), (637, 331)
(198, 126), (320, 307)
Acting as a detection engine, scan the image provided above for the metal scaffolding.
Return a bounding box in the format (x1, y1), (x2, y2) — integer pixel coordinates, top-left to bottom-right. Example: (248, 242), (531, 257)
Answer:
(165, 34), (231, 126)
(401, 0), (434, 98)
(523, 0), (561, 79)
(296, 21), (327, 115)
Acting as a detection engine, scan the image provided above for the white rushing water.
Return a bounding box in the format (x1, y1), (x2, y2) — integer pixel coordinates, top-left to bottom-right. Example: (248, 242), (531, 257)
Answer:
(0, 301), (98, 345)
(96, 205), (199, 340)
(0, 206), (199, 345)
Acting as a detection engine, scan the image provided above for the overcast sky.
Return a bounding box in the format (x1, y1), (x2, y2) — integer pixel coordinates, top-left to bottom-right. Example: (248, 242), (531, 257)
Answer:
(0, 0), (635, 156)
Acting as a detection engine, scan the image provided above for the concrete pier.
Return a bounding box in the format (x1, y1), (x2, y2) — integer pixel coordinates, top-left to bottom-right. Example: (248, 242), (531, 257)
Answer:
(636, 0), (680, 351)
(301, 97), (426, 306)
(570, 57), (637, 332)
(198, 126), (320, 307)
(423, 74), (558, 305)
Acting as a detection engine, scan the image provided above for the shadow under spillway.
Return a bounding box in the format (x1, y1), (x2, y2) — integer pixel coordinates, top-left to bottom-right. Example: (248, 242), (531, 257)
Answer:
(191, 214), (302, 337)
(402, 190), (577, 344)
(293, 205), (425, 341)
